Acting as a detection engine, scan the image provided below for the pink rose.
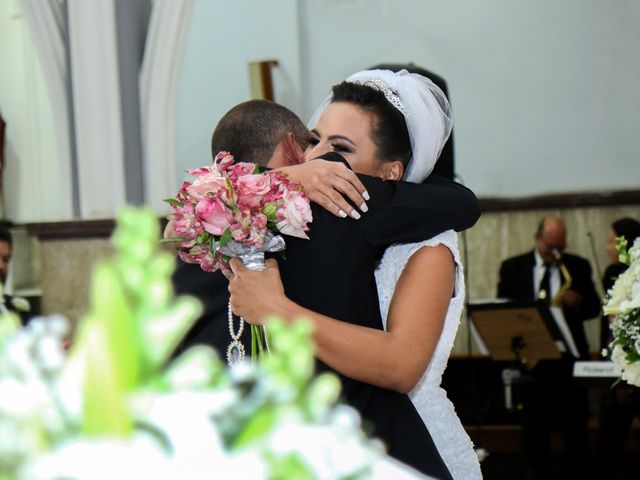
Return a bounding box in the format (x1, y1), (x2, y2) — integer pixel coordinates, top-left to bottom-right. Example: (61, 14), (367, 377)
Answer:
(186, 172), (228, 202)
(236, 174), (271, 195)
(236, 174), (271, 208)
(276, 190), (312, 239)
(195, 196), (233, 236)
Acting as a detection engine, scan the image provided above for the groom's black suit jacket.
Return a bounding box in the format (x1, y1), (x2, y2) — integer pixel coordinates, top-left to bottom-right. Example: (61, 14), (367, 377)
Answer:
(172, 153), (479, 478)
(497, 251), (601, 359)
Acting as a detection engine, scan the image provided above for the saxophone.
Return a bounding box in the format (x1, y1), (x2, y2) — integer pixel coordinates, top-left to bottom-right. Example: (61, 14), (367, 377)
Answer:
(551, 249), (572, 306)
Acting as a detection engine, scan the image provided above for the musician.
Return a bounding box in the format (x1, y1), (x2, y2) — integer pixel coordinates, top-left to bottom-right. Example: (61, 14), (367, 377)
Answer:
(497, 216), (600, 480)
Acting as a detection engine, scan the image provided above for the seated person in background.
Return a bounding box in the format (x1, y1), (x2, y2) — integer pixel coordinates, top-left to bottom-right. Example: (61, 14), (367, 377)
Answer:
(595, 217), (640, 480)
(600, 217), (640, 351)
(0, 224), (31, 324)
(497, 215), (601, 480)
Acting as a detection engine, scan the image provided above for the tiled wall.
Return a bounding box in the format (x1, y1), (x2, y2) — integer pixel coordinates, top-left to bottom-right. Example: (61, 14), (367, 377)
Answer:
(36, 205), (639, 354)
(40, 238), (112, 328)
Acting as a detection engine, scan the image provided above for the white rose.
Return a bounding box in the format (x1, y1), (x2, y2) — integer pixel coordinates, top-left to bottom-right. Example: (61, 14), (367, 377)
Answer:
(629, 238), (640, 263)
(604, 265), (637, 315)
(621, 360), (640, 387)
(276, 192), (313, 240)
(611, 345), (640, 387)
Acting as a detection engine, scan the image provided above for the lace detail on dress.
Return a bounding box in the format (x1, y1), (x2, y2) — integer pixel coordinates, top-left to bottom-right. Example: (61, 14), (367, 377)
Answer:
(375, 230), (482, 480)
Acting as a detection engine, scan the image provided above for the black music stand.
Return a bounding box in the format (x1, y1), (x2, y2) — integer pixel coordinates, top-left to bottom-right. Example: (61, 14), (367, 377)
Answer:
(469, 300), (568, 412)
(468, 300), (565, 368)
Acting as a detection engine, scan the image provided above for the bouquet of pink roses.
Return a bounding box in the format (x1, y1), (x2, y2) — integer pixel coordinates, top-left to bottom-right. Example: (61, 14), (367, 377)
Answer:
(163, 151), (312, 365)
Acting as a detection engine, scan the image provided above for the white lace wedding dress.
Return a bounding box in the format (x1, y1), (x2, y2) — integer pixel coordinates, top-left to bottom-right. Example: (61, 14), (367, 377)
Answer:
(375, 230), (482, 480)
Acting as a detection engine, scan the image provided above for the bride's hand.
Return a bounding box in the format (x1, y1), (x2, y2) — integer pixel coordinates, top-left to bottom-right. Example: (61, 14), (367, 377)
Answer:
(228, 258), (285, 325)
(276, 160), (369, 220)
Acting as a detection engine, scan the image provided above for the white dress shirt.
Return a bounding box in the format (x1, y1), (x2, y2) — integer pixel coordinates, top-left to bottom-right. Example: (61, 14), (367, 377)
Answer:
(533, 250), (580, 358)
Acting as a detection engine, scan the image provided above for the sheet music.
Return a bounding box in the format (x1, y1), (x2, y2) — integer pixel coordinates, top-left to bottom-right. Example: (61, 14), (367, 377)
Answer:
(549, 306), (580, 357)
(469, 321), (490, 355)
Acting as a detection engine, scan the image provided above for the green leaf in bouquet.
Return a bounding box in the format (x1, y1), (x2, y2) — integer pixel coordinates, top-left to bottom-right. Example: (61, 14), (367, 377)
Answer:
(252, 326), (259, 363)
(194, 230), (209, 245)
(138, 297), (202, 370)
(263, 203), (277, 222)
(304, 373), (341, 419)
(266, 452), (314, 480)
(219, 227), (233, 248)
(112, 209), (202, 374)
(209, 235), (217, 254)
(163, 198), (184, 208)
(84, 262), (141, 390)
(112, 208), (159, 263)
(158, 236), (187, 244)
(262, 317), (315, 388)
(253, 325), (268, 357)
(232, 405), (278, 449)
(616, 236), (630, 265)
(225, 177), (238, 207)
(76, 318), (133, 437)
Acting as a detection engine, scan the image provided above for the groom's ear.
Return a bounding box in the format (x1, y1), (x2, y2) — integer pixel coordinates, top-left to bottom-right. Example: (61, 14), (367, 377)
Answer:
(281, 132), (305, 165)
(381, 160), (404, 181)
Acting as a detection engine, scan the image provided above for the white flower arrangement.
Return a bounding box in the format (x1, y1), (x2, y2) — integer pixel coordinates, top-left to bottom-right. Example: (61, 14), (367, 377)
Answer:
(0, 208), (422, 480)
(604, 237), (640, 387)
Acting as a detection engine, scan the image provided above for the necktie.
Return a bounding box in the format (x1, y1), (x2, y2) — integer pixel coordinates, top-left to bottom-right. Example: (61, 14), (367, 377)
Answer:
(538, 264), (551, 303)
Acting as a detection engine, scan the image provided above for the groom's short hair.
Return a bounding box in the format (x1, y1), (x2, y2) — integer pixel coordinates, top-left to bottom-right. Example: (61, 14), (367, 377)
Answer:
(210, 100), (309, 167)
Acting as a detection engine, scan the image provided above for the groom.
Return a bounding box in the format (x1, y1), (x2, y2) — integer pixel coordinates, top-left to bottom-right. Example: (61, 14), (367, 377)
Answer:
(173, 100), (374, 357)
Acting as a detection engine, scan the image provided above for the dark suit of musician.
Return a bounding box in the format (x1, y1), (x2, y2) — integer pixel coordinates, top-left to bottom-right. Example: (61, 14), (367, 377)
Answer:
(497, 219), (600, 480)
(497, 251), (601, 359)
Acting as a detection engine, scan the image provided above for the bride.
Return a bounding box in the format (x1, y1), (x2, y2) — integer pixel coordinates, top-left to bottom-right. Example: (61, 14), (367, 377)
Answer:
(229, 69), (481, 479)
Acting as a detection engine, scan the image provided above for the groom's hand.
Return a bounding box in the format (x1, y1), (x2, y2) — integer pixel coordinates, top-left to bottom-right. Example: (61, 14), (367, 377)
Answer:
(276, 160), (369, 219)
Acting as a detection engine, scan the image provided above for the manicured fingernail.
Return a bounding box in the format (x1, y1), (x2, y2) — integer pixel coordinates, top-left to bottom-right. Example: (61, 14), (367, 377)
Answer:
(338, 209), (347, 218)
(360, 202), (368, 213)
(351, 210), (361, 220)
(362, 190), (370, 201)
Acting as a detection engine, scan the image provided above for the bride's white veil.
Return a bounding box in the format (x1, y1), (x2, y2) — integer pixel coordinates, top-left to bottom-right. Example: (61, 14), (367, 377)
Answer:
(308, 69), (453, 183)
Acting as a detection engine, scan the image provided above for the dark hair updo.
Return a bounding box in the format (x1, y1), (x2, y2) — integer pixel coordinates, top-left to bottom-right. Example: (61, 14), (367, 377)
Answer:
(612, 218), (640, 246)
(330, 81), (411, 167)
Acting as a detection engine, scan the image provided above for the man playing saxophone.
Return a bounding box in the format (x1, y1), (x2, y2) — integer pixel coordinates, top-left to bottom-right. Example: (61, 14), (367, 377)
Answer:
(497, 215), (601, 480)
